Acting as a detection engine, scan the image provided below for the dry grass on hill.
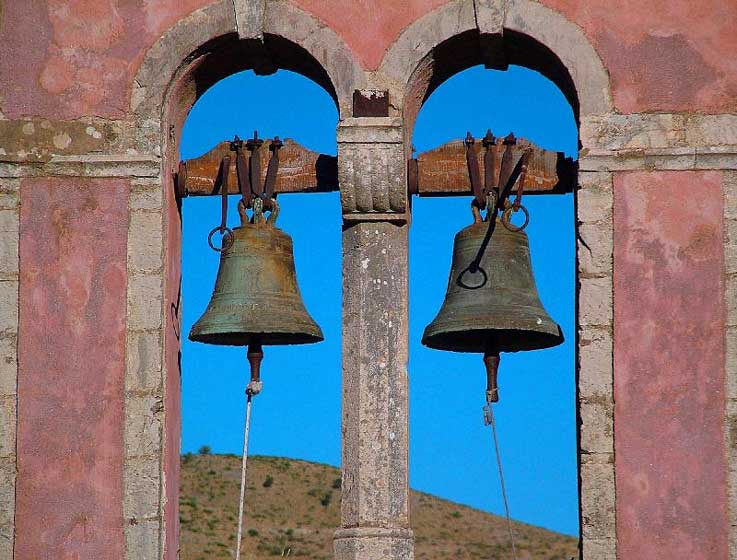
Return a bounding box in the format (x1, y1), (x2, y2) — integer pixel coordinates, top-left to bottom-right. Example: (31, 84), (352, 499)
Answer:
(180, 454), (578, 560)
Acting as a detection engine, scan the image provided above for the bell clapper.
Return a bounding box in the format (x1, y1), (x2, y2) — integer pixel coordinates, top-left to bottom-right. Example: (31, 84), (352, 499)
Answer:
(246, 342), (264, 396)
(235, 341), (264, 560)
(483, 349), (501, 405)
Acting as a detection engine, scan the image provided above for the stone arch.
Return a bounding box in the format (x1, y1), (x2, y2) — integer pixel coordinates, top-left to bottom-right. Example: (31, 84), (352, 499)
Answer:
(131, 0), (365, 157)
(378, 0), (613, 137)
(125, 3), (364, 557)
(379, 2), (618, 558)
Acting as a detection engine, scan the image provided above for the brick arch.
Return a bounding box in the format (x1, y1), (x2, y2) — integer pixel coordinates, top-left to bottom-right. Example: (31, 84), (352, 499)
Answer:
(378, 0), (613, 137)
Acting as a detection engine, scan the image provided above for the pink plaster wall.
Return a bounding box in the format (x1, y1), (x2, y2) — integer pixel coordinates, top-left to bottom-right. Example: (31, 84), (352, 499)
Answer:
(541, 0), (737, 113)
(2, 0), (737, 118)
(613, 170), (728, 558)
(15, 178), (129, 559)
(0, 0), (206, 119)
(291, 0), (448, 71)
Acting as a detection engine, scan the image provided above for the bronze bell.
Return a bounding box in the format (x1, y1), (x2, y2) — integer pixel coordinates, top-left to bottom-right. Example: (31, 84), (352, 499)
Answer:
(189, 200), (323, 348)
(422, 209), (563, 402)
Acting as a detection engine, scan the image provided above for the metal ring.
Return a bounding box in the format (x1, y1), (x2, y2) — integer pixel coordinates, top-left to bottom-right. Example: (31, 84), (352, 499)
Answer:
(457, 265), (489, 290)
(501, 204), (530, 232)
(207, 226), (234, 252)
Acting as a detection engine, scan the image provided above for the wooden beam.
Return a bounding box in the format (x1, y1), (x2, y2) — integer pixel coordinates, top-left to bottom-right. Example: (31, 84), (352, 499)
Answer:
(178, 139), (338, 197)
(176, 136), (575, 199)
(411, 137), (575, 196)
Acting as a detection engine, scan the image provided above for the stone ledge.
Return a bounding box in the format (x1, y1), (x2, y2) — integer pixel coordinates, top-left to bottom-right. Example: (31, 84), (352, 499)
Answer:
(0, 154), (161, 178)
(580, 146), (737, 171)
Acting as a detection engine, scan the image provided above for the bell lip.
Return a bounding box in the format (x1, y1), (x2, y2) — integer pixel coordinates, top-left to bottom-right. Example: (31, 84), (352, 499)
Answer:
(188, 329), (324, 346)
(421, 325), (564, 354)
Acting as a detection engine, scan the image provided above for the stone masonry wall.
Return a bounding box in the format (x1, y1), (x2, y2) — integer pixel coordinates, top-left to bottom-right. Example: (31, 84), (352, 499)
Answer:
(0, 0), (735, 559)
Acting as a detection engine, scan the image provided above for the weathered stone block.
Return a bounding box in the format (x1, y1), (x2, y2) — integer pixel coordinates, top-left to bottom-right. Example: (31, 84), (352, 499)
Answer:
(685, 115), (737, 147)
(725, 171), (737, 221)
(727, 219), (737, 275)
(124, 393), (163, 459)
(581, 536), (616, 560)
(578, 277), (612, 327)
(125, 518), (160, 560)
(0, 209), (18, 278)
(473, 0), (504, 35)
(124, 457), (161, 520)
(128, 211), (163, 273)
(339, 142), (406, 217)
(130, 182), (163, 211)
(233, 0), (265, 40)
(0, 461), (15, 543)
(0, 179), (20, 211)
(580, 398), (614, 455)
(580, 462), (616, 539)
(578, 327), (613, 399)
(128, 274), (163, 330)
(580, 113), (680, 151)
(0, 335), (16, 396)
(0, 280), (18, 334)
(577, 172), (613, 224)
(577, 221), (612, 278)
(0, 395), (16, 458)
(127, 330), (163, 393)
(727, 327), (737, 400)
(728, 274), (737, 327)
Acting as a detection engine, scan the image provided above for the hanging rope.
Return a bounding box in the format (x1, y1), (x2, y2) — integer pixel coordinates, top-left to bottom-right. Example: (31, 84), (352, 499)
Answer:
(235, 391), (255, 560)
(235, 344), (264, 560)
(484, 403), (518, 560)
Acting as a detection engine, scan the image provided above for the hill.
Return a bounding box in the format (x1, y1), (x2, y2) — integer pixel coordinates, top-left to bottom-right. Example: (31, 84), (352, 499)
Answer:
(180, 454), (578, 560)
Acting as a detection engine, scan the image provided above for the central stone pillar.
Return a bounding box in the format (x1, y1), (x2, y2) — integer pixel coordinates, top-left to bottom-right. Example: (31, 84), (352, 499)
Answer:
(334, 118), (414, 560)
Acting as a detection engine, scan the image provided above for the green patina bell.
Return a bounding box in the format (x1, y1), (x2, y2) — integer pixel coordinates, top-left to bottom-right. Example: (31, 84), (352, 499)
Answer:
(423, 216), (562, 353)
(189, 201), (323, 347)
(422, 210), (562, 402)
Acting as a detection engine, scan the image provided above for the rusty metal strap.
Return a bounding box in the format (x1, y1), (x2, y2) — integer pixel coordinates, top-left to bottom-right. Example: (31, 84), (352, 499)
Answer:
(514, 151), (530, 211)
(206, 155), (234, 252)
(246, 133), (263, 207)
(262, 137), (282, 204)
(482, 130), (497, 199)
(465, 132), (485, 208)
(220, 156), (231, 232)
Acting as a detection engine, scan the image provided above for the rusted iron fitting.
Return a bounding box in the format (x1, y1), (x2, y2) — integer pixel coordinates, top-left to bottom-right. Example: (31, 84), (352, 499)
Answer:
(246, 343), (264, 396)
(483, 350), (500, 403)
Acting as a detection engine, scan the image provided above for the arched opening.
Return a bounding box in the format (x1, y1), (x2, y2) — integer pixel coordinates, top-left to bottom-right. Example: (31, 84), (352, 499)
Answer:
(176, 68), (341, 558)
(405, 27), (582, 557)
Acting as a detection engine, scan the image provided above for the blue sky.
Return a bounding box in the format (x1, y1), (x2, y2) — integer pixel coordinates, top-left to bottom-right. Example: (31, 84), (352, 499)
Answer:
(180, 65), (579, 536)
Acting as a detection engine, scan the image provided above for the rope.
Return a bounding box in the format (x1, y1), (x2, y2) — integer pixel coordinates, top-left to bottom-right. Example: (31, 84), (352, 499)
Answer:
(235, 392), (254, 560)
(486, 403), (518, 560)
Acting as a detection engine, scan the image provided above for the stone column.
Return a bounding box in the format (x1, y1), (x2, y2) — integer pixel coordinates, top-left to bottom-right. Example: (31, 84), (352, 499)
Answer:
(334, 118), (414, 560)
